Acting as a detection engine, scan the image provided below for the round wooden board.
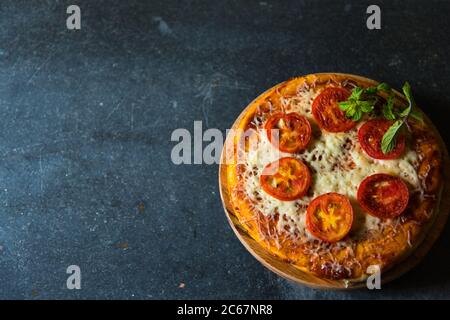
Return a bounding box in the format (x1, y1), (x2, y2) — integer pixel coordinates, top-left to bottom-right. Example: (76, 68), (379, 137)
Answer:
(219, 73), (450, 289)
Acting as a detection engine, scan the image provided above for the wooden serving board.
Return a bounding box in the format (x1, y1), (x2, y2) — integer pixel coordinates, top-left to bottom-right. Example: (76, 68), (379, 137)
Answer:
(219, 73), (450, 289)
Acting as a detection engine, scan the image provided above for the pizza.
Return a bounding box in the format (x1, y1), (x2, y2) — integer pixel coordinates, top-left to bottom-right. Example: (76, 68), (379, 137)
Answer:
(220, 73), (445, 286)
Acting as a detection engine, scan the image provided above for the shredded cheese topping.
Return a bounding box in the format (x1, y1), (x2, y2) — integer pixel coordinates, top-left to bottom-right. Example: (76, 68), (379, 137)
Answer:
(242, 87), (420, 241)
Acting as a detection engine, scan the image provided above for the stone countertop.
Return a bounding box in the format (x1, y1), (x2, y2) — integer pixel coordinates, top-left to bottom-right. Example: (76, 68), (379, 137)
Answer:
(0, 0), (449, 299)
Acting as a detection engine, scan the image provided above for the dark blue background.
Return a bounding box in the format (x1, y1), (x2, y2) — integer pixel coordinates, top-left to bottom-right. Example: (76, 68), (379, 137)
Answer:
(0, 0), (449, 299)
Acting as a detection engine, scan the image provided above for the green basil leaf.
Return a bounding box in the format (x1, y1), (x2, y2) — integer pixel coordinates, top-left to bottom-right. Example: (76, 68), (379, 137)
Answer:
(352, 108), (362, 121)
(382, 94), (396, 120)
(359, 100), (375, 113)
(350, 87), (364, 100)
(398, 106), (410, 118)
(381, 120), (403, 154)
(345, 105), (356, 118)
(399, 82), (414, 118)
(338, 101), (353, 111)
(398, 81), (424, 123)
(377, 82), (391, 92)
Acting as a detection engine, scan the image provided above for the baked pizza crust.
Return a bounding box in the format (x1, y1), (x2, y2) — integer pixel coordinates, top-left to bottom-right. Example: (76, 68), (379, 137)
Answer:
(220, 74), (445, 285)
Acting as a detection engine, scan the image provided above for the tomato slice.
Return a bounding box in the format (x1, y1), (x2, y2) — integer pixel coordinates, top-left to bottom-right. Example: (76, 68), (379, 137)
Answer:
(306, 193), (353, 243)
(265, 113), (312, 153)
(358, 119), (406, 160)
(357, 173), (409, 219)
(312, 87), (356, 132)
(260, 157), (311, 201)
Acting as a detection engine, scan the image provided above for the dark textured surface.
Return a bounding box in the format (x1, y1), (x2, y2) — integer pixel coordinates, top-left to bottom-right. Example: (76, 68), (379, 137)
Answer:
(0, 0), (449, 299)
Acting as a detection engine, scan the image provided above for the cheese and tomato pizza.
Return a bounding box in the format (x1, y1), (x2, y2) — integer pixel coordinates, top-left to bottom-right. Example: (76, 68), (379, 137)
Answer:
(221, 73), (445, 285)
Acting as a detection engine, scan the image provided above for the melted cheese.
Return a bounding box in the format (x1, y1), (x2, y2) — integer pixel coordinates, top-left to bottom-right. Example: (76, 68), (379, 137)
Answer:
(242, 87), (420, 240)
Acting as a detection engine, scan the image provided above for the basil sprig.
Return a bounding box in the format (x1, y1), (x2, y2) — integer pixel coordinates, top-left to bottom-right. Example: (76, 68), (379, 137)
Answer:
(338, 83), (390, 121)
(339, 81), (423, 154)
(380, 82), (423, 154)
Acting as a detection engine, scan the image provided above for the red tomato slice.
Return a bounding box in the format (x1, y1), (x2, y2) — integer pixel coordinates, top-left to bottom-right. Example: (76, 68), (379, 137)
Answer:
(260, 157), (311, 201)
(306, 193), (353, 243)
(312, 87), (356, 132)
(265, 113), (312, 153)
(357, 173), (409, 219)
(358, 119), (406, 160)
